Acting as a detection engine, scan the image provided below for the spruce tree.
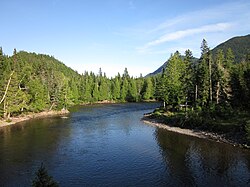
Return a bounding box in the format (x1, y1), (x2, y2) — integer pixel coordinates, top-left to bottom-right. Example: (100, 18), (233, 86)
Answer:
(120, 78), (128, 102)
(32, 163), (58, 187)
(128, 79), (138, 102)
(196, 39), (212, 106)
(183, 49), (195, 105)
(142, 77), (154, 100)
(111, 76), (120, 100)
(164, 51), (185, 108)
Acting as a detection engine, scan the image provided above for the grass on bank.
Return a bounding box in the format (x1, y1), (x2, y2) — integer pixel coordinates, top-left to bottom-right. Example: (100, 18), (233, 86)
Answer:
(149, 105), (250, 146)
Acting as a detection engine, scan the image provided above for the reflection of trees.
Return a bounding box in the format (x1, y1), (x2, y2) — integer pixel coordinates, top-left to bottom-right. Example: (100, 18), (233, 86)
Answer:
(0, 117), (71, 186)
(155, 127), (250, 186)
(155, 128), (195, 186)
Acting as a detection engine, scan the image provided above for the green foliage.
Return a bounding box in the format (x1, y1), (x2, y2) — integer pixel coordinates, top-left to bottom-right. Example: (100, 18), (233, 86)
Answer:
(155, 51), (186, 108)
(32, 163), (58, 187)
(245, 120), (250, 144)
(142, 77), (154, 100)
(1, 38), (250, 121)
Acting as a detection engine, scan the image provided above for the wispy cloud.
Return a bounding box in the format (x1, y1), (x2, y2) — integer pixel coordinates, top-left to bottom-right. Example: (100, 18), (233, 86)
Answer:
(133, 1), (250, 55)
(139, 23), (232, 52)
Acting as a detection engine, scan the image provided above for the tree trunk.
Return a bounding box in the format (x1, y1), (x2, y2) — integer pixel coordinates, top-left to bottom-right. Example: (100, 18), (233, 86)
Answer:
(195, 84), (198, 103)
(209, 59), (212, 103)
(216, 81), (220, 104)
(49, 102), (55, 111)
(0, 71), (14, 104)
(3, 99), (7, 119)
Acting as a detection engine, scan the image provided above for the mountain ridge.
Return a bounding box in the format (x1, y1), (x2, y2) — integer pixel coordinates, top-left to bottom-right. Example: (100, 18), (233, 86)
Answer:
(147, 34), (250, 76)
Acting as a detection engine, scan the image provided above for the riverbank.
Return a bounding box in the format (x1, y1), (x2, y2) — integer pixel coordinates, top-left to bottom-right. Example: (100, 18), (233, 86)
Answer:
(142, 113), (250, 149)
(0, 109), (69, 128)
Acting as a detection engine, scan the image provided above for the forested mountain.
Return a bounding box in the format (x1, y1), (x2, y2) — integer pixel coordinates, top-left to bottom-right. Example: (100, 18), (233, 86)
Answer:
(0, 49), (155, 119)
(148, 34), (250, 76)
(211, 34), (250, 63)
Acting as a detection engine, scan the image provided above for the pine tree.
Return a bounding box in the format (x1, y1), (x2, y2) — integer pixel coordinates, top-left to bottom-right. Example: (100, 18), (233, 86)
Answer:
(99, 76), (109, 101)
(111, 76), (120, 100)
(155, 68), (168, 108)
(183, 49), (195, 105)
(196, 39), (212, 106)
(32, 163), (58, 187)
(127, 79), (138, 102)
(120, 78), (128, 102)
(142, 77), (154, 100)
(225, 48), (235, 69)
(164, 51), (186, 108)
(92, 82), (99, 102)
(27, 78), (48, 112)
(83, 72), (94, 102)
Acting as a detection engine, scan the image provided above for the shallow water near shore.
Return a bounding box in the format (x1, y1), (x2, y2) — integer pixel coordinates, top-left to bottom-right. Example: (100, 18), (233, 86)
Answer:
(0, 103), (250, 186)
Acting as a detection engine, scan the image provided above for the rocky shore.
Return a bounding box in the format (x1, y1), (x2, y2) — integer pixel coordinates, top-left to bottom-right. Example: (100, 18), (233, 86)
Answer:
(142, 114), (250, 149)
(0, 109), (69, 128)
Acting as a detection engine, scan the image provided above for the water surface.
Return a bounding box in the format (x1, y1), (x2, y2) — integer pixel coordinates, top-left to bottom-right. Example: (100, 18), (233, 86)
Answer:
(0, 103), (249, 186)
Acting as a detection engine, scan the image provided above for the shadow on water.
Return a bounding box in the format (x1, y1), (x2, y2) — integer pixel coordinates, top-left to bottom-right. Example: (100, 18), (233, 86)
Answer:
(155, 127), (250, 186)
(0, 116), (72, 186)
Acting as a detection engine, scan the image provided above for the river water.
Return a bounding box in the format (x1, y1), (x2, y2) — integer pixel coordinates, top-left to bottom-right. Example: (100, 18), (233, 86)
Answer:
(0, 103), (249, 186)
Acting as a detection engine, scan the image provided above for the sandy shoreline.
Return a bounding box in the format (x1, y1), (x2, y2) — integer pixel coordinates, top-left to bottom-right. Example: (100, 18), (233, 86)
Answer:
(142, 114), (242, 147)
(0, 109), (69, 128)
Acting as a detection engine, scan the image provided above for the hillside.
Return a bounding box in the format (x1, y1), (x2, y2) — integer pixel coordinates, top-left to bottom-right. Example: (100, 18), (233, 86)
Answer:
(211, 34), (250, 63)
(0, 49), (156, 119)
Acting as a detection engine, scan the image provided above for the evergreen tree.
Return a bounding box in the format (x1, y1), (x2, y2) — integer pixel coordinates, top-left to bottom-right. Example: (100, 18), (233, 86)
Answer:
(120, 78), (129, 102)
(196, 39), (212, 106)
(82, 72), (94, 102)
(164, 51), (186, 107)
(111, 76), (120, 100)
(32, 163), (58, 187)
(27, 78), (48, 112)
(155, 68), (168, 108)
(142, 77), (154, 100)
(225, 48), (235, 69)
(136, 75), (144, 101)
(183, 49), (195, 105)
(99, 76), (109, 101)
(92, 81), (99, 102)
(127, 79), (138, 102)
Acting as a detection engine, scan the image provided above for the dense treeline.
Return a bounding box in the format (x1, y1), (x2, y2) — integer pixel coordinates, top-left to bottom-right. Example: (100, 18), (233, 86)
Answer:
(155, 39), (250, 111)
(0, 48), (155, 119)
(1, 38), (249, 121)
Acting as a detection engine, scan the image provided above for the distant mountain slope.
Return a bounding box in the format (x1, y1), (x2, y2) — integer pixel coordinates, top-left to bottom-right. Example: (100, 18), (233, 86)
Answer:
(147, 34), (250, 76)
(146, 56), (198, 77)
(211, 34), (250, 63)
(146, 61), (168, 77)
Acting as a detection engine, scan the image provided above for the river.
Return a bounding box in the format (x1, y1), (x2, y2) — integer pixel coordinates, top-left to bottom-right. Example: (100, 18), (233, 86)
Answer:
(0, 103), (249, 186)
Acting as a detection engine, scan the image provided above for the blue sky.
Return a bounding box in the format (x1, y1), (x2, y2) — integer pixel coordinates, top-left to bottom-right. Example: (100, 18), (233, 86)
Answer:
(1, 0), (250, 77)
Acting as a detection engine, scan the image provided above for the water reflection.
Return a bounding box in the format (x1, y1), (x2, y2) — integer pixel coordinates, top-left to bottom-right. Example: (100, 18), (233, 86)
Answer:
(0, 103), (250, 186)
(0, 117), (72, 186)
(155, 127), (250, 186)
